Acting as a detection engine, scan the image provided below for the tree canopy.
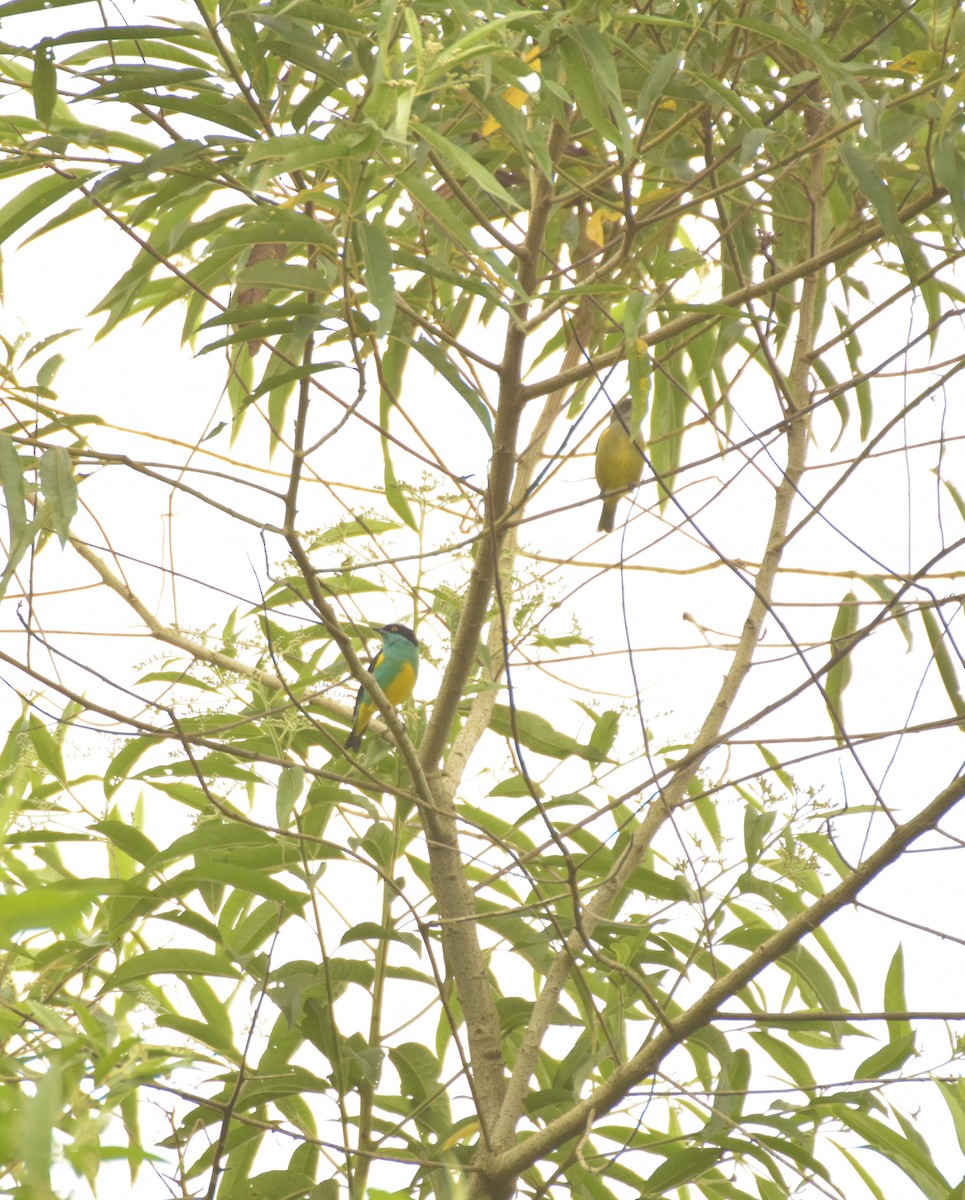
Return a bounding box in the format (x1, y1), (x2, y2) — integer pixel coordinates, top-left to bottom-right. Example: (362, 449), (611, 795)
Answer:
(2, 1), (965, 1198)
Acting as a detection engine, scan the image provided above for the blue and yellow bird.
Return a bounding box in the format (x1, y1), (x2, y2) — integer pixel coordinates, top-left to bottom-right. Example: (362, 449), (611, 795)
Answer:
(594, 397), (645, 533)
(345, 623), (420, 752)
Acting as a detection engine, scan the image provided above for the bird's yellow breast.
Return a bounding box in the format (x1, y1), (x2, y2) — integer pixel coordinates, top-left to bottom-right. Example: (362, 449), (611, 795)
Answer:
(595, 423), (644, 494)
(382, 659), (417, 707)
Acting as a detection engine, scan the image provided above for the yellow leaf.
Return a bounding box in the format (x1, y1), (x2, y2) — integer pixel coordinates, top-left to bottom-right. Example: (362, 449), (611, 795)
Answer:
(888, 52), (941, 75)
(586, 207), (621, 247)
(480, 47), (541, 139)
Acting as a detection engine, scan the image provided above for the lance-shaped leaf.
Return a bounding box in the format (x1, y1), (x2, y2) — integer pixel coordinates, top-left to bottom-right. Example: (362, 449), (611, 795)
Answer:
(920, 604), (965, 722)
(0, 171), (96, 248)
(38, 446), (77, 546)
(417, 122), (518, 208)
(32, 40), (56, 126)
(356, 220), (397, 338)
(826, 590), (859, 746)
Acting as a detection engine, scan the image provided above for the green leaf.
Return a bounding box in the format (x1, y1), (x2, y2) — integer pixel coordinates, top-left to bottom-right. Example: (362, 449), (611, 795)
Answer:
(742, 803), (774, 865)
(840, 148), (893, 229)
(577, 706), (619, 761)
(107, 948), (238, 988)
(32, 40), (56, 127)
(0, 433), (36, 599)
(382, 451), (416, 530)
(749, 1030), (815, 1089)
(0, 171), (95, 247)
(572, 27), (633, 154)
(27, 714), (67, 782)
(36, 352), (66, 390)
(636, 51), (682, 116)
(693, 792), (722, 848)
(163, 864), (306, 911)
(780, 943), (842, 1010)
(340, 922), (421, 955)
(855, 1031), (916, 1080)
(839, 143), (917, 278)
(826, 590), (859, 745)
(38, 445), (77, 545)
(834, 1108), (951, 1200)
(623, 291), (652, 424)
(388, 1040), (440, 1097)
(234, 258), (333, 295)
(642, 1147), (721, 1195)
(648, 346), (687, 499)
(417, 122), (518, 208)
(22, 1058), (60, 1188)
(276, 765), (304, 828)
(156, 1013), (239, 1059)
(423, 11), (531, 78)
(858, 573), (912, 649)
(183, 974), (235, 1054)
(246, 127), (377, 172)
(488, 773), (539, 798)
(756, 742), (796, 795)
(137, 670), (218, 691)
(489, 705), (598, 761)
(920, 605), (965, 720)
(398, 168), (519, 297)
(799, 830), (851, 881)
(0, 432), (26, 547)
(356, 220), (396, 338)
(832, 1143), (889, 1200)
(81, 64), (211, 100)
(730, 14), (852, 89)
(933, 131), (965, 239)
(208, 209), (338, 254)
(936, 1078), (965, 1156)
(92, 820), (159, 865)
(882, 945), (910, 1044)
(104, 735), (158, 796)
(559, 34), (620, 154)
(940, 474), (965, 524)
(0, 882), (102, 938)
(706, 1047), (750, 1134)
(625, 865), (690, 901)
(411, 335), (493, 437)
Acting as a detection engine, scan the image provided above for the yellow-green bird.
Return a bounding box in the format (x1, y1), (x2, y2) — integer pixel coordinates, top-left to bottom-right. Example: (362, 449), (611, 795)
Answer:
(345, 623), (420, 752)
(594, 397), (644, 533)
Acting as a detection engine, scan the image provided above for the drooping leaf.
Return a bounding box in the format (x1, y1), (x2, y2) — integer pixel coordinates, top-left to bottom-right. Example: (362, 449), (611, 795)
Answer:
(32, 40), (57, 126)
(38, 445), (77, 546)
(0, 432), (26, 547)
(0, 171), (95, 246)
(826, 590), (859, 746)
(417, 122), (518, 208)
(920, 605), (965, 721)
(356, 220), (397, 338)
(489, 705), (599, 761)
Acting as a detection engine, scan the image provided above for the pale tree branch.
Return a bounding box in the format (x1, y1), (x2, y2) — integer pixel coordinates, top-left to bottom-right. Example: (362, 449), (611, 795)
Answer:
(484, 765), (965, 1187)
(519, 186), (944, 404)
(445, 220), (609, 794)
(477, 106), (832, 1190)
